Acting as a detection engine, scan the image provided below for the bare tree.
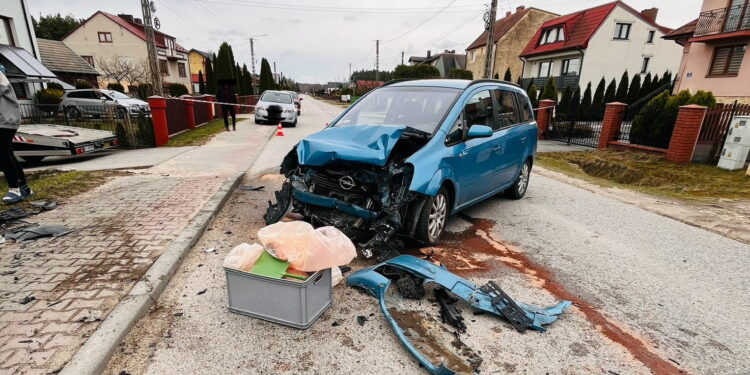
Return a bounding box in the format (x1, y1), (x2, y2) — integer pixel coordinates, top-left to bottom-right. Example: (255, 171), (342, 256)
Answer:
(96, 56), (148, 86)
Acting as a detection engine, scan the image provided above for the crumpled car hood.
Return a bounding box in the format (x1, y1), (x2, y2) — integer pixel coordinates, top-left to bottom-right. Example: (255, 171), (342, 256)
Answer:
(297, 125), (406, 167)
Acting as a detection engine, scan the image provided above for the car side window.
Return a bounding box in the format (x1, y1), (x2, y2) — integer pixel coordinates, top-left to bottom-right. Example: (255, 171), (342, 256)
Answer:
(515, 93), (534, 123)
(493, 89), (519, 129)
(464, 90), (493, 129)
(445, 115), (464, 144)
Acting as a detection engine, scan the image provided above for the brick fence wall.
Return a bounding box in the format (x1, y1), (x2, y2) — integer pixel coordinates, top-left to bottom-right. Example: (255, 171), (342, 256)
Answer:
(536, 99), (555, 139)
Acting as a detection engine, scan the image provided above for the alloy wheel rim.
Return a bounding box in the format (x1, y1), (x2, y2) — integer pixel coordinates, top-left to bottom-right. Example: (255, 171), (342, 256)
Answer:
(518, 163), (529, 195)
(428, 193), (447, 242)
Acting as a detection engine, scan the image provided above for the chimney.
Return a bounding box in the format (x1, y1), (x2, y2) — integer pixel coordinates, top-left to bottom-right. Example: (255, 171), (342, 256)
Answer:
(134, 18), (143, 24)
(506, 11), (512, 17)
(117, 14), (134, 23)
(427, 50), (431, 58)
(516, 6), (525, 13)
(640, 8), (658, 23)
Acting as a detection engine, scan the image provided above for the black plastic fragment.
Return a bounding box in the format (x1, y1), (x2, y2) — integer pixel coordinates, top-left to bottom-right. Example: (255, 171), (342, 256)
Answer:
(264, 181), (293, 225)
(479, 281), (533, 332)
(434, 288), (466, 333)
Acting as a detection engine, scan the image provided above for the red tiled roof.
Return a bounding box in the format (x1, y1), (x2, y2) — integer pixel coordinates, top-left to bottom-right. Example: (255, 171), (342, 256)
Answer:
(355, 80), (384, 89)
(520, 1), (673, 58)
(663, 19), (697, 40)
(467, 8), (531, 50)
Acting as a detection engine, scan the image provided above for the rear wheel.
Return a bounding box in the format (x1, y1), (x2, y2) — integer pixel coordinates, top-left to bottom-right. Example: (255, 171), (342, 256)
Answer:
(65, 107), (81, 120)
(414, 186), (449, 245)
(504, 159), (531, 200)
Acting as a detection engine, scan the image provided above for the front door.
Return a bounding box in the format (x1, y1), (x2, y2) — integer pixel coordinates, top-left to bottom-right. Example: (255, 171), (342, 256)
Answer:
(444, 89), (498, 206)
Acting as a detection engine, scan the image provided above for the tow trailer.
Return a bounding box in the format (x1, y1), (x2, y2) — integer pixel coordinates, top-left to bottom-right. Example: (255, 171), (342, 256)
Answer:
(12, 124), (119, 162)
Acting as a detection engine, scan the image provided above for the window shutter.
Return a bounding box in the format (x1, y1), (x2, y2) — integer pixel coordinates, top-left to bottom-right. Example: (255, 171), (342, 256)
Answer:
(728, 46), (746, 74)
(711, 47), (731, 75)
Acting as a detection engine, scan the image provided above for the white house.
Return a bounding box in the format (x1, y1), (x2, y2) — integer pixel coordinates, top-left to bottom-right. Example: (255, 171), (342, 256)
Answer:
(519, 1), (683, 96)
(0, 0), (56, 102)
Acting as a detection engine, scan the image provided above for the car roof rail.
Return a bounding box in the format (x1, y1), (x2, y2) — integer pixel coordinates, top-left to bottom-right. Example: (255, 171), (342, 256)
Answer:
(381, 78), (415, 87)
(469, 78), (521, 88)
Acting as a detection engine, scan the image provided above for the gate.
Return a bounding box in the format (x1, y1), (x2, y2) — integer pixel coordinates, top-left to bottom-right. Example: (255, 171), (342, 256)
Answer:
(546, 107), (603, 148)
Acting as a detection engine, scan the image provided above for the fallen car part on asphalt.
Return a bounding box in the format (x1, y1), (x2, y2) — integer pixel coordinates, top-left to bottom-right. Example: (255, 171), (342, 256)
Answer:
(265, 125), (432, 258)
(434, 288), (466, 333)
(347, 255), (572, 374)
(28, 199), (58, 211)
(2, 225), (72, 242)
(237, 185), (265, 191)
(0, 207), (29, 224)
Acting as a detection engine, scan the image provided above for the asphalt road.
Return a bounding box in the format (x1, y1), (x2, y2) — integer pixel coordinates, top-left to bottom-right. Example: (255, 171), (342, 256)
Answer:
(104, 96), (749, 375)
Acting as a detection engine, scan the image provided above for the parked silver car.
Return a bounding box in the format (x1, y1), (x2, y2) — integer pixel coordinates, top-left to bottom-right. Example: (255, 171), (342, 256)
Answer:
(284, 90), (301, 115)
(254, 90), (298, 127)
(59, 89), (150, 119)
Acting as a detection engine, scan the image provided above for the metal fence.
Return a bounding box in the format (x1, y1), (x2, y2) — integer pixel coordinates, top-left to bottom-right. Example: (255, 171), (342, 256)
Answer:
(164, 98), (189, 135)
(546, 108), (604, 148)
(192, 97), (212, 125)
(19, 104), (154, 148)
(701, 101), (750, 160)
(695, 3), (750, 36)
(619, 100), (674, 149)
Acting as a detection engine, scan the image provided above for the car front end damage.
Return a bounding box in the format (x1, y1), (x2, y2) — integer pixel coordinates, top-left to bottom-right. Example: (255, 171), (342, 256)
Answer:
(265, 125), (431, 258)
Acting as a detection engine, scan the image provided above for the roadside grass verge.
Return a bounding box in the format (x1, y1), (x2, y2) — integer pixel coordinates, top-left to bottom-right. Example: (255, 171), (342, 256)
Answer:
(164, 119), (227, 147)
(0, 170), (127, 210)
(536, 150), (750, 200)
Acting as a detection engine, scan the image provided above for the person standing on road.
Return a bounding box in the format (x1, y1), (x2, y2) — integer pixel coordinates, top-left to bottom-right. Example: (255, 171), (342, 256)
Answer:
(216, 79), (237, 131)
(0, 65), (32, 203)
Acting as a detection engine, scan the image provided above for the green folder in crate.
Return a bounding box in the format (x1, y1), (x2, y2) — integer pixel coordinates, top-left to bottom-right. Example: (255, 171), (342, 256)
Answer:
(250, 250), (308, 280)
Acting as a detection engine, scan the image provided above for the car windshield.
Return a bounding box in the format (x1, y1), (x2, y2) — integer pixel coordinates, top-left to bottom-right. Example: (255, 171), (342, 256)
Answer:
(106, 91), (130, 99)
(261, 92), (292, 104)
(333, 87), (460, 133)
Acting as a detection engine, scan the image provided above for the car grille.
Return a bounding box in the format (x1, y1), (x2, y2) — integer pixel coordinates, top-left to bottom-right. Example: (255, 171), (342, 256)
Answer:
(310, 170), (353, 194)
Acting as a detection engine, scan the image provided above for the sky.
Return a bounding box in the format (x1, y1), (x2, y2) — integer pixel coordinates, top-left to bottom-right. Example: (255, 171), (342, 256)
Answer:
(29, 0), (703, 83)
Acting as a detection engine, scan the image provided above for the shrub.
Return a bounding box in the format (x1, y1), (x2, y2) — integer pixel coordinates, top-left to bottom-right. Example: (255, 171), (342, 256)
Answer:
(526, 84), (538, 108)
(393, 64), (440, 79)
(136, 84), (154, 100)
(448, 69), (473, 80)
(689, 90), (717, 107)
(629, 89), (711, 149)
(75, 80), (93, 89)
(35, 88), (64, 105)
(168, 83), (189, 97)
(46, 82), (64, 91)
(539, 77), (558, 101)
(107, 82), (125, 92)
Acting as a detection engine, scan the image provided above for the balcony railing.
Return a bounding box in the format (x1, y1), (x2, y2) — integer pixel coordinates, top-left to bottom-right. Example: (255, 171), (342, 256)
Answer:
(520, 75), (580, 90)
(695, 4), (750, 37)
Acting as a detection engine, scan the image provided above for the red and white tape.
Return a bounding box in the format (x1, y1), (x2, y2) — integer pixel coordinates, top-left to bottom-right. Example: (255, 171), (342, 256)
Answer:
(12, 135), (28, 142)
(177, 97), (256, 108)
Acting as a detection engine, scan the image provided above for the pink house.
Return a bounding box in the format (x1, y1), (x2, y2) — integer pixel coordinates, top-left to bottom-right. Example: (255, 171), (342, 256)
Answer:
(665, 0), (750, 104)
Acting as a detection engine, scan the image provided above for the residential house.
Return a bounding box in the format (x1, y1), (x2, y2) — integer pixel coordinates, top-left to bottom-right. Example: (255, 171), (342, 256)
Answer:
(664, 0), (750, 104)
(188, 48), (211, 93)
(0, 0), (56, 102)
(62, 12), (192, 93)
(354, 80), (383, 94)
(414, 50), (467, 78)
(465, 6), (558, 81)
(37, 38), (99, 88)
(407, 54), (428, 65)
(519, 1), (682, 96)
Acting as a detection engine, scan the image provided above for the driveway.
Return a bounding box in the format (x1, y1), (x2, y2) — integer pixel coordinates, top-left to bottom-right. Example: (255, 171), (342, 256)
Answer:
(104, 96), (749, 375)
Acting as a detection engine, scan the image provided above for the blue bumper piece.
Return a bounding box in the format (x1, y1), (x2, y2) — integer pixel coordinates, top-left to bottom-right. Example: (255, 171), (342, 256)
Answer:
(347, 255), (572, 374)
(297, 125), (406, 167)
(293, 189), (378, 220)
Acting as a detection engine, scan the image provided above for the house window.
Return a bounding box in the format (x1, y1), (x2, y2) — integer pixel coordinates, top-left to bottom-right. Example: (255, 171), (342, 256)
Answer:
(614, 23), (632, 40)
(81, 55), (95, 68)
(159, 60), (169, 75)
(537, 61), (553, 77)
(11, 82), (26, 99)
(98, 32), (113, 43)
(178, 62), (186, 77)
(561, 58), (580, 76)
(470, 50), (475, 63)
(540, 26), (565, 45)
(641, 57), (651, 73)
(647, 30), (655, 43)
(1, 17), (14, 46)
(709, 45), (746, 76)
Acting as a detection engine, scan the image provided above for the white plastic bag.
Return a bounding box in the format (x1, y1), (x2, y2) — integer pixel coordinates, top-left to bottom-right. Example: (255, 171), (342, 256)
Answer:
(257, 222), (356, 272)
(222, 243), (264, 271)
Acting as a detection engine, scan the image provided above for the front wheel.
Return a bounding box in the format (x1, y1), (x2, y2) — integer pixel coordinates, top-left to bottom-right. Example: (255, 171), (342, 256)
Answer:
(505, 159), (531, 200)
(66, 107), (81, 120)
(414, 186), (449, 245)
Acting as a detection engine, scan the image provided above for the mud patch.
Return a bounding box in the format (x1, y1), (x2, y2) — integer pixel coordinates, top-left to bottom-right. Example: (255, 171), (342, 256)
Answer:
(409, 214), (686, 375)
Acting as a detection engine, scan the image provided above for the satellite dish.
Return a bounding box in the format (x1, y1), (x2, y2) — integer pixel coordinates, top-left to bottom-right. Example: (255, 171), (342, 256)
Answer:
(154, 17), (161, 30)
(150, 1), (157, 13)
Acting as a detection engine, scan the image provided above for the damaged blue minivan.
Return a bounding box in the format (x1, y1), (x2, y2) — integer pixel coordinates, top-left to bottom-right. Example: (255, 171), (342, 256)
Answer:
(266, 79), (537, 257)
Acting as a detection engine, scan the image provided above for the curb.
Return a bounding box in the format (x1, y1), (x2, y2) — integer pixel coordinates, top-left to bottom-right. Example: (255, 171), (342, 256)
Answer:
(60, 126), (276, 375)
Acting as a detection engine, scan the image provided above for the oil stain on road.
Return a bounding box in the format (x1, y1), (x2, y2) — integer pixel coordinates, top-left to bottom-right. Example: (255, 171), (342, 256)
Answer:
(409, 214), (687, 375)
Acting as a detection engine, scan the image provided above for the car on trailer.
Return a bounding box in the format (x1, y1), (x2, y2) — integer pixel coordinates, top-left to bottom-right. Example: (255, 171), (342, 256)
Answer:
(13, 124), (119, 163)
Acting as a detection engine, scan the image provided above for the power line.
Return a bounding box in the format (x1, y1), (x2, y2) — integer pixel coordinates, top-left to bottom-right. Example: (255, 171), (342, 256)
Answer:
(385, 0), (458, 42)
(201, 0), (482, 13)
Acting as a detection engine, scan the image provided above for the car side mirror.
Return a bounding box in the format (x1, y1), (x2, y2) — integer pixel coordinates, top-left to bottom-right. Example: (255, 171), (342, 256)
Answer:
(467, 124), (493, 138)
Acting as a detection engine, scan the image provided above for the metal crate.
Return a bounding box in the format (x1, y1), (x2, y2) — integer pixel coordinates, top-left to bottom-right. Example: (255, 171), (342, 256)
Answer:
(224, 267), (332, 329)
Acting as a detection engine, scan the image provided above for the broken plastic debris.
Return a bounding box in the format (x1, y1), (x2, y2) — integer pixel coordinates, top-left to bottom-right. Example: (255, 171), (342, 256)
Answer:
(238, 185), (265, 191)
(28, 199), (57, 211)
(204, 247), (216, 253)
(3, 225), (72, 242)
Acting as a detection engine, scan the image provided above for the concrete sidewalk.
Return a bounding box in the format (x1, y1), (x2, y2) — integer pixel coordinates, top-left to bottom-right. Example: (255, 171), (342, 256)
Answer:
(0, 119), (274, 374)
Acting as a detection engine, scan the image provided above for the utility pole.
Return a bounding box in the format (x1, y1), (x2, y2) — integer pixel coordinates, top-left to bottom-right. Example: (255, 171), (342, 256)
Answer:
(401, 51), (404, 65)
(248, 34), (268, 76)
(482, 0), (498, 79)
(141, 0), (162, 96)
(273, 61), (277, 83)
(375, 40), (380, 82)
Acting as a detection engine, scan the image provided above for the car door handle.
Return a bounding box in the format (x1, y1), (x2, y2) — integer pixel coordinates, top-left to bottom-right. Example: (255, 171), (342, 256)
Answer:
(492, 146), (502, 152)
(520, 136), (528, 143)
(458, 150), (468, 158)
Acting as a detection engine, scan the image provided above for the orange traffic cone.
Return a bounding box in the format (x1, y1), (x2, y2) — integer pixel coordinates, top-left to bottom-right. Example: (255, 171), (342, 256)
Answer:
(276, 122), (285, 136)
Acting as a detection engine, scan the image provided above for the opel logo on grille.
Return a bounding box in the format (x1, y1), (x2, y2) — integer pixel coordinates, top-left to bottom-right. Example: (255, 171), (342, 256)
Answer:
(339, 176), (355, 190)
